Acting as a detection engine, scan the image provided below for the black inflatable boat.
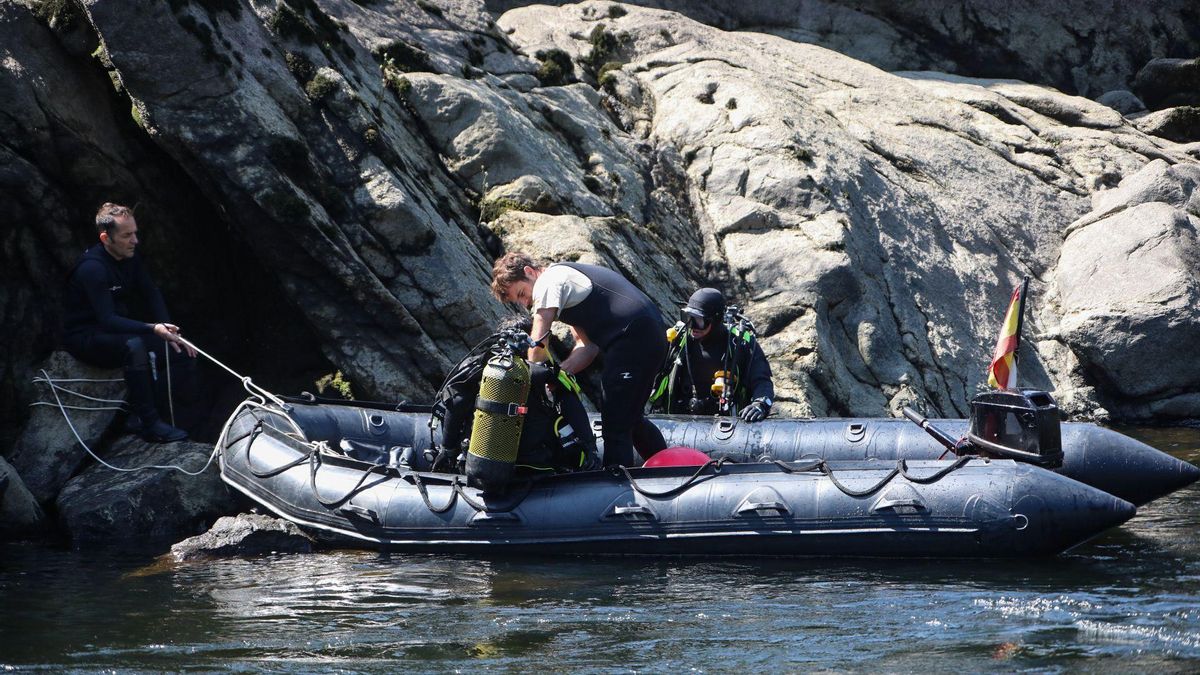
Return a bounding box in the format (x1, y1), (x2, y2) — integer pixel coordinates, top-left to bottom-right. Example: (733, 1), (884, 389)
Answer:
(648, 397), (1200, 507)
(217, 396), (1136, 557)
(256, 389), (1199, 507)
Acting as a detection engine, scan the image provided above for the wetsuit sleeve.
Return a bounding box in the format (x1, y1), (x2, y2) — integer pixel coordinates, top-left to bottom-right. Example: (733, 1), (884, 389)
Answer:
(133, 258), (171, 323)
(742, 340), (775, 402)
(75, 260), (155, 335)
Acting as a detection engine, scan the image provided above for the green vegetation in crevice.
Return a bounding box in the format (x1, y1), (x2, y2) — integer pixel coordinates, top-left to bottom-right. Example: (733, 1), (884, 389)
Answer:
(267, 3), (317, 43)
(304, 71), (338, 101)
(373, 39), (433, 73)
(597, 60), (622, 93)
(384, 72), (412, 97)
(534, 48), (574, 86)
(30, 0), (84, 30)
(267, 0), (354, 60)
(315, 371), (355, 399)
(582, 23), (629, 77)
(607, 4), (627, 19)
(130, 103), (145, 130)
(285, 51), (316, 82)
(478, 197), (528, 223)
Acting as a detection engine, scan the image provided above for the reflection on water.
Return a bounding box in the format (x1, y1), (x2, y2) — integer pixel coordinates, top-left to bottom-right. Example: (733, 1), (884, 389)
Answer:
(1, 428), (1198, 671)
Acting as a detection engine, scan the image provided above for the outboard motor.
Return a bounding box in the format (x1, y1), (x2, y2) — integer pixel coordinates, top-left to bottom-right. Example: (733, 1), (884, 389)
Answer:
(967, 389), (1063, 467)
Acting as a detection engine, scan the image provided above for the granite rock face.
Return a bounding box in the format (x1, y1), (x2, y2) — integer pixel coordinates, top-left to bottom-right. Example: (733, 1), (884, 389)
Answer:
(1, 0), (1197, 427)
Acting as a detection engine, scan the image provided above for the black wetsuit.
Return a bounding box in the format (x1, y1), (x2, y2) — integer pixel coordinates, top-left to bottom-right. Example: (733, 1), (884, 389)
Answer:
(652, 323), (774, 416)
(62, 244), (169, 366)
(62, 244), (193, 436)
(555, 262), (667, 465)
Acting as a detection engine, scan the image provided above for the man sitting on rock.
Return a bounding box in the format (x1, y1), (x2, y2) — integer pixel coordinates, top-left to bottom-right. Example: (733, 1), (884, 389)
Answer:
(648, 288), (774, 422)
(62, 203), (195, 443)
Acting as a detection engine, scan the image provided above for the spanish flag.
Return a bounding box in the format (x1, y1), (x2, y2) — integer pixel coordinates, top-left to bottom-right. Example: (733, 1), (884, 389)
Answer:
(987, 277), (1029, 390)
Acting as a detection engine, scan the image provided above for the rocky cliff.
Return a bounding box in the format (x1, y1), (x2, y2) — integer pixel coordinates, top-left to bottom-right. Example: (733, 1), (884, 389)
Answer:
(2, 0), (1198, 460)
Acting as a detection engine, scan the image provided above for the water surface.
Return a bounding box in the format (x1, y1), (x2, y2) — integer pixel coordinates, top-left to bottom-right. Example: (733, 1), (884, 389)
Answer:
(2, 429), (1197, 672)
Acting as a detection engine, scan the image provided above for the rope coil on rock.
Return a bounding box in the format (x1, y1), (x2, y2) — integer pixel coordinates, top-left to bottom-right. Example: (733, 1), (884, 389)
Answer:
(37, 368), (218, 476)
(35, 334), (289, 476)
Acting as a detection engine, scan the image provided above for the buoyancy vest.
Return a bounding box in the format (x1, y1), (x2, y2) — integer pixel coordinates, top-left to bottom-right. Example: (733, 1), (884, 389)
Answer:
(554, 262), (663, 351)
(651, 322), (757, 415)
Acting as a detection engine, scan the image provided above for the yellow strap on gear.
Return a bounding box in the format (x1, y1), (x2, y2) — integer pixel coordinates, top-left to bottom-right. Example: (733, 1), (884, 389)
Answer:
(557, 369), (581, 394)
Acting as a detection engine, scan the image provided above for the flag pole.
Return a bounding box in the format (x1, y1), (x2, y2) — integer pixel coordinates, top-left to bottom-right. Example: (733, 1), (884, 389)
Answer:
(1012, 275), (1030, 370)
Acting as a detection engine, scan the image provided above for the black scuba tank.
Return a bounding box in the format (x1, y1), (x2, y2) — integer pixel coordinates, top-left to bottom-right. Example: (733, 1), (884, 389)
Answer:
(466, 350), (531, 491)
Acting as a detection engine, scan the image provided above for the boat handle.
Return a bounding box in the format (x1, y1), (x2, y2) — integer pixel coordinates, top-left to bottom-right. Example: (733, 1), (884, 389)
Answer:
(610, 504), (656, 520)
(736, 500), (790, 515)
(714, 418), (737, 441)
(470, 511), (521, 525)
(337, 504), (379, 523)
(871, 498), (927, 513)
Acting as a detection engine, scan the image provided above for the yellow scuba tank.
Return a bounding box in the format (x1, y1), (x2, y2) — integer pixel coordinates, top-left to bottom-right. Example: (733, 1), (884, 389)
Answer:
(466, 350), (531, 491)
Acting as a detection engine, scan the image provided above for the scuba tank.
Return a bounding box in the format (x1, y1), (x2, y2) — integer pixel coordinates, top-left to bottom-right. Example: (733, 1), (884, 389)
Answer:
(466, 334), (532, 492)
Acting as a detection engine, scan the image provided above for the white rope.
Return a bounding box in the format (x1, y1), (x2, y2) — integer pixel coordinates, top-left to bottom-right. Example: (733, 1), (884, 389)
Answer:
(29, 377), (123, 383)
(175, 335), (288, 408)
(35, 335), (292, 476)
(30, 377), (128, 405)
(29, 402), (126, 411)
(39, 368), (218, 476)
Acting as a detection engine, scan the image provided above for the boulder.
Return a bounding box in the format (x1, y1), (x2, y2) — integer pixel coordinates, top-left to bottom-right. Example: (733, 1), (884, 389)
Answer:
(55, 436), (239, 545)
(0, 456), (49, 539)
(483, 175), (563, 216)
(1133, 106), (1200, 144)
(1095, 90), (1146, 115)
(1132, 57), (1200, 110)
(5, 351), (126, 504)
(1051, 161), (1200, 419)
(170, 513), (314, 561)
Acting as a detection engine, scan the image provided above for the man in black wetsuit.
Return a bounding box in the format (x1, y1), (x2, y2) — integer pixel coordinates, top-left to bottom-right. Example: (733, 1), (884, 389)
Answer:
(649, 288), (775, 422)
(491, 252), (667, 466)
(62, 203), (195, 443)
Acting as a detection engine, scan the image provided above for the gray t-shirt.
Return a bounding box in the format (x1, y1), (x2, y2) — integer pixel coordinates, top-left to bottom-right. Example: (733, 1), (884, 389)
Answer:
(532, 264), (593, 312)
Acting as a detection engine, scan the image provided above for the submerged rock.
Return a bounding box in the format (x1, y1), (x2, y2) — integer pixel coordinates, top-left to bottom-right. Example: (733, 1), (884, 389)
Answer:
(170, 513), (314, 561)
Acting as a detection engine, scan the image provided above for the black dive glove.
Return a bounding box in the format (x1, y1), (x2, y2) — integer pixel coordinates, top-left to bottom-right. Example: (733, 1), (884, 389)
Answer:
(580, 446), (604, 472)
(739, 397), (771, 423)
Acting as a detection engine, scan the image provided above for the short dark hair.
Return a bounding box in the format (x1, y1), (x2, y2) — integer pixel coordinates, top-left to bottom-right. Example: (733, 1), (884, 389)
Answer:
(490, 251), (540, 300)
(95, 202), (133, 236)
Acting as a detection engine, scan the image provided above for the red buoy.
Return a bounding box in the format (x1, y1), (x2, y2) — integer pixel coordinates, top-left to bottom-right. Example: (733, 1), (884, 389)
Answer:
(643, 446), (711, 468)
